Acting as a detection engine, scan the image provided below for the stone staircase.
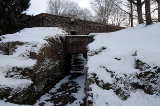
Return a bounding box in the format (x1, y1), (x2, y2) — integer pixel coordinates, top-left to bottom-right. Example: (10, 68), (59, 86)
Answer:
(70, 53), (87, 74)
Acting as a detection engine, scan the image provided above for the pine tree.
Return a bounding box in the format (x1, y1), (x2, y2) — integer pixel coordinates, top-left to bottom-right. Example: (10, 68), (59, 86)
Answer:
(0, 0), (30, 35)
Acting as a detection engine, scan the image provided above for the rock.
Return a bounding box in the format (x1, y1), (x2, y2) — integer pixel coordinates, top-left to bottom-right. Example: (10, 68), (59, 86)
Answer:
(5, 67), (33, 79)
(114, 88), (129, 100)
(88, 46), (107, 56)
(29, 51), (37, 59)
(103, 83), (112, 90)
(114, 57), (121, 61)
(7, 86), (36, 105)
(144, 85), (155, 95)
(135, 59), (151, 71)
(0, 87), (12, 99)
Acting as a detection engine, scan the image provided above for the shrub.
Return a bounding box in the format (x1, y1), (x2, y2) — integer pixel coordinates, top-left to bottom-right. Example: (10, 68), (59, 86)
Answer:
(32, 36), (67, 99)
(36, 36), (66, 64)
(0, 41), (25, 55)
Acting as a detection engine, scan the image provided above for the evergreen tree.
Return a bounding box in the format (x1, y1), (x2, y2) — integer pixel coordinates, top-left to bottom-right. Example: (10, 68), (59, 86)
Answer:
(0, 0), (30, 35)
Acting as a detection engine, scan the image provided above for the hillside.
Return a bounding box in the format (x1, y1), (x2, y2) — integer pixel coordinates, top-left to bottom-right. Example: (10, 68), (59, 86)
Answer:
(0, 27), (66, 105)
(87, 23), (160, 106)
(0, 23), (160, 106)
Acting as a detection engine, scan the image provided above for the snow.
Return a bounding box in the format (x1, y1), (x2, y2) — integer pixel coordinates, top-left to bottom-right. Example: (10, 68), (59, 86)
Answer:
(91, 84), (160, 106)
(0, 69), (32, 89)
(0, 27), (66, 89)
(1, 27), (66, 51)
(1, 27), (66, 43)
(89, 23), (160, 75)
(66, 75), (86, 106)
(0, 55), (36, 67)
(35, 76), (70, 106)
(35, 75), (85, 106)
(88, 23), (160, 106)
(0, 100), (31, 106)
(0, 27), (66, 105)
(1, 23), (160, 106)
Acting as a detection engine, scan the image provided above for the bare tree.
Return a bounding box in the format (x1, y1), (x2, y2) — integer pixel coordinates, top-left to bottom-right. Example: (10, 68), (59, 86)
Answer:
(92, 0), (116, 24)
(145, 0), (153, 25)
(110, 0), (136, 26)
(110, 5), (128, 26)
(48, 0), (65, 15)
(48, 0), (80, 16)
(78, 8), (94, 21)
(127, 0), (144, 24)
(127, 0), (134, 26)
(48, 0), (93, 21)
(62, 2), (80, 17)
(134, 0), (144, 24)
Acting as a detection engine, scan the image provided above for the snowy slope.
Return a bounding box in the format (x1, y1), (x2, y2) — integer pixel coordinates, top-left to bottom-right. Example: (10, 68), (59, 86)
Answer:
(88, 23), (160, 106)
(0, 27), (66, 92)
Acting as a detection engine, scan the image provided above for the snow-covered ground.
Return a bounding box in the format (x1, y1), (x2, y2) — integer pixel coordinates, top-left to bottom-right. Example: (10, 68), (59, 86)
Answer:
(1, 23), (160, 106)
(0, 101), (31, 106)
(90, 84), (160, 106)
(0, 27), (66, 105)
(87, 23), (160, 106)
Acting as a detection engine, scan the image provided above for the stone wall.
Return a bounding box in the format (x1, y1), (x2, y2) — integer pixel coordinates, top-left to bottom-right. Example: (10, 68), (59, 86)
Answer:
(27, 13), (124, 35)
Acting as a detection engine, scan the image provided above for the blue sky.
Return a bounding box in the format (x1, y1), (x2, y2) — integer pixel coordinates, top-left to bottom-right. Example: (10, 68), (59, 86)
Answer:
(26, 0), (92, 15)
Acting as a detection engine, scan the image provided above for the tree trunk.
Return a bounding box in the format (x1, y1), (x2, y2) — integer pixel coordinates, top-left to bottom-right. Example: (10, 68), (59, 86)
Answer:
(137, 5), (144, 24)
(145, 0), (152, 25)
(157, 1), (160, 22)
(130, 1), (134, 27)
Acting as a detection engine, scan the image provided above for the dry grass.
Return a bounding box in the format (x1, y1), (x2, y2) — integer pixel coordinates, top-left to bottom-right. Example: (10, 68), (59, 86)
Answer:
(36, 36), (66, 64)
(31, 36), (67, 97)
(0, 41), (24, 55)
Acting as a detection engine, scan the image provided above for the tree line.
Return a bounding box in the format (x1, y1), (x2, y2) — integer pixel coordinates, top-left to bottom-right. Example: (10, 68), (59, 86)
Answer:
(48, 0), (128, 26)
(48, 0), (94, 21)
(92, 0), (160, 26)
(48, 0), (160, 26)
(127, 0), (160, 26)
